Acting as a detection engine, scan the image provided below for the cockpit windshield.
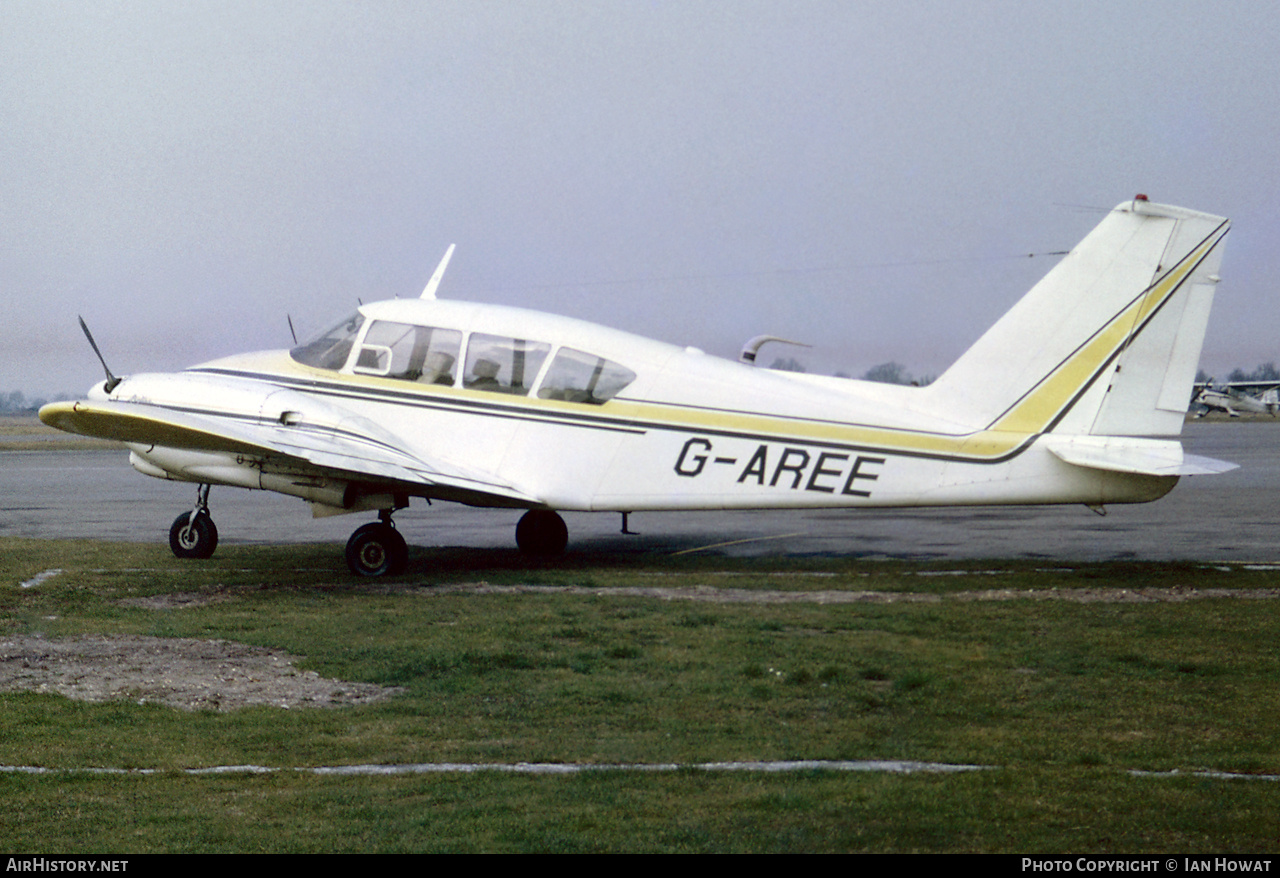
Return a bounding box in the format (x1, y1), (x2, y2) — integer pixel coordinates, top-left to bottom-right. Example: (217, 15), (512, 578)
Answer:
(290, 312), (364, 370)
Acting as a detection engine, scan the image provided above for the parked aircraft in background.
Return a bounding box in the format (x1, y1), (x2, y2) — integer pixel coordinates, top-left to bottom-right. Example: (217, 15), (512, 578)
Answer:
(41, 196), (1234, 576)
(1192, 382), (1279, 417)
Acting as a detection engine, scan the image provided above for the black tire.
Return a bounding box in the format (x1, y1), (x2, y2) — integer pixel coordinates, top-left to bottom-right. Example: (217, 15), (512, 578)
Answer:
(345, 522), (408, 577)
(515, 510), (568, 557)
(169, 511), (218, 559)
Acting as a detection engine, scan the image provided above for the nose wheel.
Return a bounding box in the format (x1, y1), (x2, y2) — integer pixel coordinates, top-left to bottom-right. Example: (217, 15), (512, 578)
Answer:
(345, 514), (408, 577)
(170, 484), (218, 559)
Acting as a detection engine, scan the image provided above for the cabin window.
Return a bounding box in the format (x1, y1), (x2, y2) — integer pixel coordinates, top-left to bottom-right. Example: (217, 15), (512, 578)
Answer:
(537, 348), (636, 404)
(463, 334), (551, 396)
(354, 321), (461, 385)
(289, 312), (364, 370)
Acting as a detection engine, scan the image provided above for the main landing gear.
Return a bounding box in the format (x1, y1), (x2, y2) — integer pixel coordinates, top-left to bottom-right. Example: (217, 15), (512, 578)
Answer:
(344, 509), (565, 575)
(169, 484), (218, 559)
(164, 488), (569, 576)
(344, 510), (408, 577)
(516, 509), (568, 556)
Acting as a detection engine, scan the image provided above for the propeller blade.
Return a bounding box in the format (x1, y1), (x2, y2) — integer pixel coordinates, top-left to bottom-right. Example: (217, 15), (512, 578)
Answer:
(78, 316), (121, 392)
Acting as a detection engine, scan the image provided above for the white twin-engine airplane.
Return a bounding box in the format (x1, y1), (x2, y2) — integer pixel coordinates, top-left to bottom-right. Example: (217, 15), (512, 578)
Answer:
(40, 197), (1235, 576)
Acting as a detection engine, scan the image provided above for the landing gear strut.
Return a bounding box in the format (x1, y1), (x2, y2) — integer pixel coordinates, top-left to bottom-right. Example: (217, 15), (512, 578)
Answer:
(516, 510), (568, 556)
(345, 510), (408, 577)
(169, 484), (218, 559)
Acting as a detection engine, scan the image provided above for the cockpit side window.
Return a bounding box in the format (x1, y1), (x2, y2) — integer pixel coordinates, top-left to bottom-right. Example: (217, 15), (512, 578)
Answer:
(463, 334), (551, 395)
(354, 321), (461, 385)
(289, 312), (364, 370)
(537, 348), (636, 404)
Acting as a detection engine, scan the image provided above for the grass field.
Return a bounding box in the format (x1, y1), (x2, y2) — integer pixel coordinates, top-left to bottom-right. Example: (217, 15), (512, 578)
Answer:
(2, 537), (1279, 852)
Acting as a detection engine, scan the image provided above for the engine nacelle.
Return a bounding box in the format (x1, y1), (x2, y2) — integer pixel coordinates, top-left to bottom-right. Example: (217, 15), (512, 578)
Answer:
(129, 445), (374, 510)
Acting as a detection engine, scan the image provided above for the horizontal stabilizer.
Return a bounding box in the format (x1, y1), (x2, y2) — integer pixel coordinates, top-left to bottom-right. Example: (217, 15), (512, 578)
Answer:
(1042, 434), (1237, 477)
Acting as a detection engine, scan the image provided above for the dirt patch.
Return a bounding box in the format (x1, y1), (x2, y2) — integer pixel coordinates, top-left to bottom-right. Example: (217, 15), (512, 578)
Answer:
(112, 582), (1280, 608)
(118, 591), (232, 610)
(0, 635), (400, 712)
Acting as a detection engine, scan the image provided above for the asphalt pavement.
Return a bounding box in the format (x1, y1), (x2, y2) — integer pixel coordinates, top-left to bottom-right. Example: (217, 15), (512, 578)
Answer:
(2, 420), (1277, 563)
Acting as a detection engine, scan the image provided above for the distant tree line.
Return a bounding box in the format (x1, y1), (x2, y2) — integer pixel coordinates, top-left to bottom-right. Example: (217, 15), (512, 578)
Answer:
(773, 359), (1280, 389)
(859, 361), (935, 386)
(768, 357), (807, 373)
(1195, 363), (1279, 384)
(0, 391), (73, 413)
(11, 360), (1273, 411)
(1227, 362), (1280, 383)
(767, 358), (935, 385)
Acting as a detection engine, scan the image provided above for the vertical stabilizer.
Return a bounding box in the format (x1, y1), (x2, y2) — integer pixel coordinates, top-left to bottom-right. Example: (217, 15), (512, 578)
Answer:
(923, 199), (1228, 437)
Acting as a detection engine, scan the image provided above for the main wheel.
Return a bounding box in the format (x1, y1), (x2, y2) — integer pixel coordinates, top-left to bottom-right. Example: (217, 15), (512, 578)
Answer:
(515, 510), (568, 557)
(345, 522), (408, 576)
(169, 511), (218, 559)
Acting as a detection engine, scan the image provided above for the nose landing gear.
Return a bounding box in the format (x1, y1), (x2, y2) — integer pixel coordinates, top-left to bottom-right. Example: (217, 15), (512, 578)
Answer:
(169, 484), (218, 559)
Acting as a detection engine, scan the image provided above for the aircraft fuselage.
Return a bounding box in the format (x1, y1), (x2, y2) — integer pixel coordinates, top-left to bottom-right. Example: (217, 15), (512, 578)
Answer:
(115, 295), (1176, 516)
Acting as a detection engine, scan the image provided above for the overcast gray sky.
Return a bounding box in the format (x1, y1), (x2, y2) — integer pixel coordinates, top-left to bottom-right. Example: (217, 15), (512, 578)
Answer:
(5, 0), (1279, 397)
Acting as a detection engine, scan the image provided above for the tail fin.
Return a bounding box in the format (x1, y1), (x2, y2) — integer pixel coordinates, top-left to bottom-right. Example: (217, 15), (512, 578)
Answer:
(923, 198), (1229, 437)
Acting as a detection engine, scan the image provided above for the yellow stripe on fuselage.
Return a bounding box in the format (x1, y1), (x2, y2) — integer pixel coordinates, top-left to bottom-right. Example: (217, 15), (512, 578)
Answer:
(199, 356), (1033, 466)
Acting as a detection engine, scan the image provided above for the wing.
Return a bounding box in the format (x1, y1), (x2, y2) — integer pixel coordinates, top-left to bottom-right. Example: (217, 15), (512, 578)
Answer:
(1224, 381), (1280, 396)
(38, 399), (540, 508)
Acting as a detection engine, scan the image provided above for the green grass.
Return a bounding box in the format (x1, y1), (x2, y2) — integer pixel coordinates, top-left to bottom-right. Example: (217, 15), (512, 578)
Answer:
(3, 537), (1280, 852)
(3, 769), (1275, 853)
